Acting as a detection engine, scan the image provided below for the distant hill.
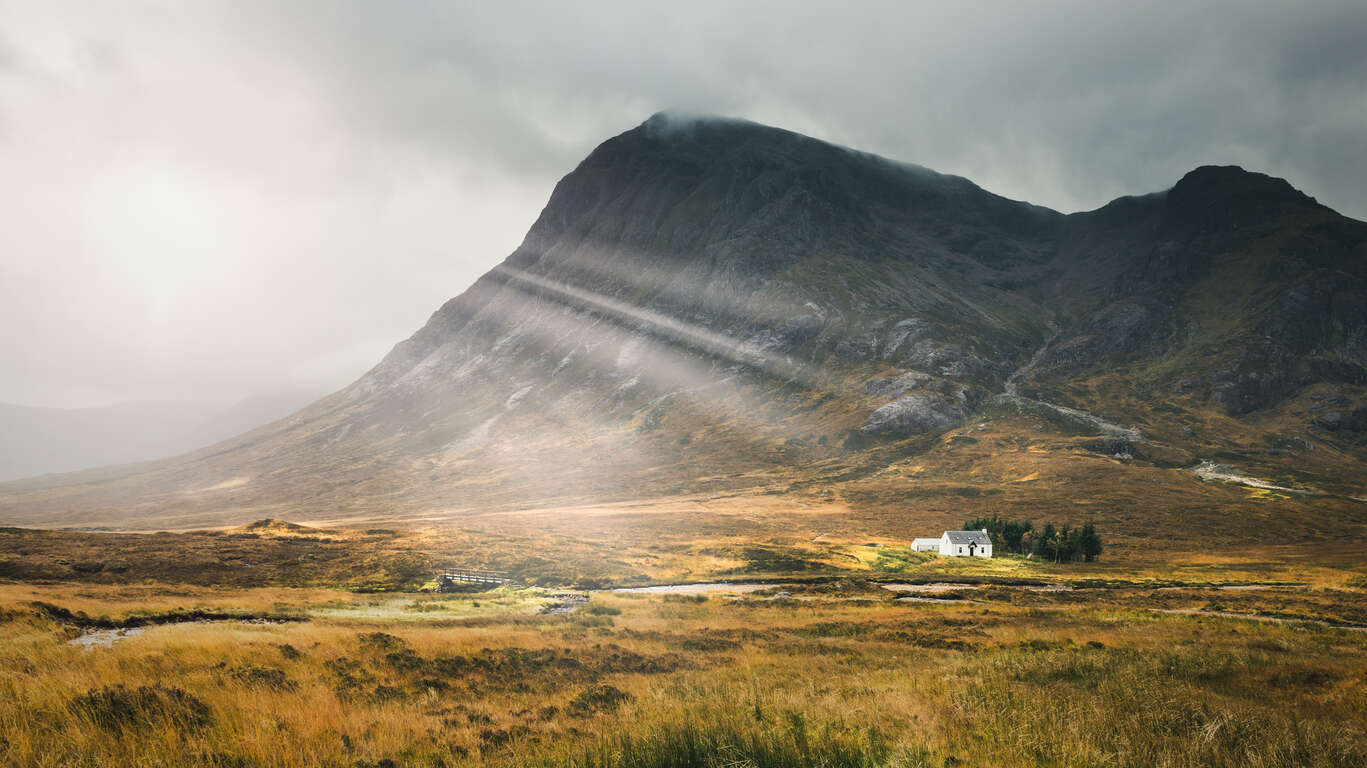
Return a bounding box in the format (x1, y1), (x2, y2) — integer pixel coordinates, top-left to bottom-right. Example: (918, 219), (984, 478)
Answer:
(0, 391), (320, 482)
(2, 113), (1363, 546)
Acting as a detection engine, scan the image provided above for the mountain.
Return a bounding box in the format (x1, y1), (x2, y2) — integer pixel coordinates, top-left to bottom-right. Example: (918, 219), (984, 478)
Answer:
(2, 113), (1364, 545)
(0, 391), (321, 482)
(0, 400), (214, 482)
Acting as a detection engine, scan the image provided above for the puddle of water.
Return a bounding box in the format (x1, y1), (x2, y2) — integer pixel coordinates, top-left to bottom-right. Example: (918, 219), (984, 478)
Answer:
(612, 582), (787, 595)
(541, 593), (589, 615)
(749, 591), (817, 602)
(69, 627), (145, 649)
(1149, 608), (1367, 632)
(882, 583), (1070, 594)
(882, 583), (982, 594)
(1156, 584), (1288, 592)
(897, 596), (972, 604)
(68, 618), (289, 649)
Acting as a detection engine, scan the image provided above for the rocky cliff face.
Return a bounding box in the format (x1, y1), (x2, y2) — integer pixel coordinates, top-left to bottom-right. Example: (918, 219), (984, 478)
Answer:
(1039, 165), (1367, 415)
(351, 119), (1365, 443)
(346, 113), (1065, 442)
(2, 114), (1364, 529)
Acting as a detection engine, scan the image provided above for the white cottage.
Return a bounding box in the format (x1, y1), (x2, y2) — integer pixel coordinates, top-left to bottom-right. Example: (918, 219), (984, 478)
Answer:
(939, 529), (992, 558)
(911, 538), (943, 552)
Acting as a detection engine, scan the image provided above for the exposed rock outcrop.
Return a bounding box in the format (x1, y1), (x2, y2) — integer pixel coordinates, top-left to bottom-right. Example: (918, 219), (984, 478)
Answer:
(861, 394), (969, 435)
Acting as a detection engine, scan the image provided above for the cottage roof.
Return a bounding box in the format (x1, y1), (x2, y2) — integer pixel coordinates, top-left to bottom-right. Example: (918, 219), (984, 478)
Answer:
(942, 530), (991, 546)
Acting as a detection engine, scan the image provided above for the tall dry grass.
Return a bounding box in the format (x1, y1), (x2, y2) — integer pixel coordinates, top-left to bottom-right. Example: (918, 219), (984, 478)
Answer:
(2, 585), (1364, 767)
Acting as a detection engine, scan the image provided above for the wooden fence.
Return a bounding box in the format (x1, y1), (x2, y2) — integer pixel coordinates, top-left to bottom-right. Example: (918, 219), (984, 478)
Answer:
(438, 568), (516, 587)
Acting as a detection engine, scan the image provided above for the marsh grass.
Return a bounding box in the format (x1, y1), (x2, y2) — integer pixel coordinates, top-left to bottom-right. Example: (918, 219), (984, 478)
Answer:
(954, 642), (1365, 767)
(71, 684), (213, 734)
(2, 581), (1364, 767)
(546, 705), (900, 768)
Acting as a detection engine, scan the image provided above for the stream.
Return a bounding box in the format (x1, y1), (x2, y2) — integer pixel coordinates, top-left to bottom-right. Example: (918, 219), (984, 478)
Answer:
(612, 582), (789, 595)
(880, 582), (1071, 594)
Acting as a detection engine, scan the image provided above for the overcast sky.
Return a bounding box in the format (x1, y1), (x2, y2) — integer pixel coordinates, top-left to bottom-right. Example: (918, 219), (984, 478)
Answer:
(2, 1), (1365, 408)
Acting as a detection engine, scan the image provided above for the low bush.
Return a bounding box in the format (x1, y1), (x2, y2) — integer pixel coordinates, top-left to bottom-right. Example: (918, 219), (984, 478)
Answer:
(71, 684), (212, 733)
(227, 665), (295, 691)
(568, 684), (632, 716)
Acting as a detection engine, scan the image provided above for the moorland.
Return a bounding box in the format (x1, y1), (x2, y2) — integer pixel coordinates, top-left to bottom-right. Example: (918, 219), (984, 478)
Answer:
(2, 516), (1365, 768)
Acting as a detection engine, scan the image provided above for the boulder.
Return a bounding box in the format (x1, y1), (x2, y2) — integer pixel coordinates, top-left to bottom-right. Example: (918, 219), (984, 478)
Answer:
(860, 393), (968, 434)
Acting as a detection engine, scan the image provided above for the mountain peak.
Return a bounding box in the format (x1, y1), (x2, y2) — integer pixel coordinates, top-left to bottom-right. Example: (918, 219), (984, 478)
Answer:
(640, 110), (756, 134)
(551, 112), (1059, 240)
(623, 111), (842, 166)
(628, 111), (924, 174)
(1168, 164), (1319, 211)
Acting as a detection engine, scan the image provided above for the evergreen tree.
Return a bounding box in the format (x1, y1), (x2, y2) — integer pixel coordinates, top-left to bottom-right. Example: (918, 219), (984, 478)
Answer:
(964, 515), (1004, 549)
(1059, 525), (1086, 563)
(1033, 522), (1057, 560)
(1080, 522), (1104, 562)
(964, 516), (1034, 554)
(1017, 521), (1102, 563)
(1003, 520), (1032, 554)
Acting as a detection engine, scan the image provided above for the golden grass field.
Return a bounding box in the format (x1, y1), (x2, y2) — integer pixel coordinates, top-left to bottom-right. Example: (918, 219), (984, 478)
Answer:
(3, 516), (1366, 768)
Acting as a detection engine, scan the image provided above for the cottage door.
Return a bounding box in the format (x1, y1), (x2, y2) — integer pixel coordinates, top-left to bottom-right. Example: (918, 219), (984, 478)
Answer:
(968, 542), (976, 556)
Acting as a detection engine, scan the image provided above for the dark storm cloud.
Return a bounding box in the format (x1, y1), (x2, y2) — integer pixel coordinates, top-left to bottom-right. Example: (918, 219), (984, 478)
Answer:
(237, 0), (1367, 216)
(1, 1), (1365, 408)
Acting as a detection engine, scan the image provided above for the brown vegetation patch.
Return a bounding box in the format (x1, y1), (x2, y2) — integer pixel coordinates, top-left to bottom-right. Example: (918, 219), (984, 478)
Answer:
(71, 685), (213, 734)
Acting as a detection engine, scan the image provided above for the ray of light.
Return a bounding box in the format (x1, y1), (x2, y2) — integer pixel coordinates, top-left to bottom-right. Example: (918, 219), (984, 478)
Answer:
(488, 264), (818, 387)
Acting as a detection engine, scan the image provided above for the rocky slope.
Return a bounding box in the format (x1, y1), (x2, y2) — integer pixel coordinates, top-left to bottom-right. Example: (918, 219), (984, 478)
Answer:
(2, 113), (1364, 538)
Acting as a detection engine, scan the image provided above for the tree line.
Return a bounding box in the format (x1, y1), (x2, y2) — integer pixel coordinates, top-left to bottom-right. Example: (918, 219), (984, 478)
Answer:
(963, 515), (1104, 563)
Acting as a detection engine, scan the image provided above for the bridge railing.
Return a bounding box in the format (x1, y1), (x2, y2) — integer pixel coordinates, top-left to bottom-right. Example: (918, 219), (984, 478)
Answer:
(439, 568), (515, 586)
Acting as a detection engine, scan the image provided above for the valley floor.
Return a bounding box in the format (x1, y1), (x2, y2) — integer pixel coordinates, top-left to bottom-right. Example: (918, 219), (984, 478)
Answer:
(2, 523), (1366, 767)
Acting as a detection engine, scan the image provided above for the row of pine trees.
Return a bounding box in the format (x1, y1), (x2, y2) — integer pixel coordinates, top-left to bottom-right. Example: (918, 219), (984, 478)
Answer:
(963, 515), (1104, 562)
